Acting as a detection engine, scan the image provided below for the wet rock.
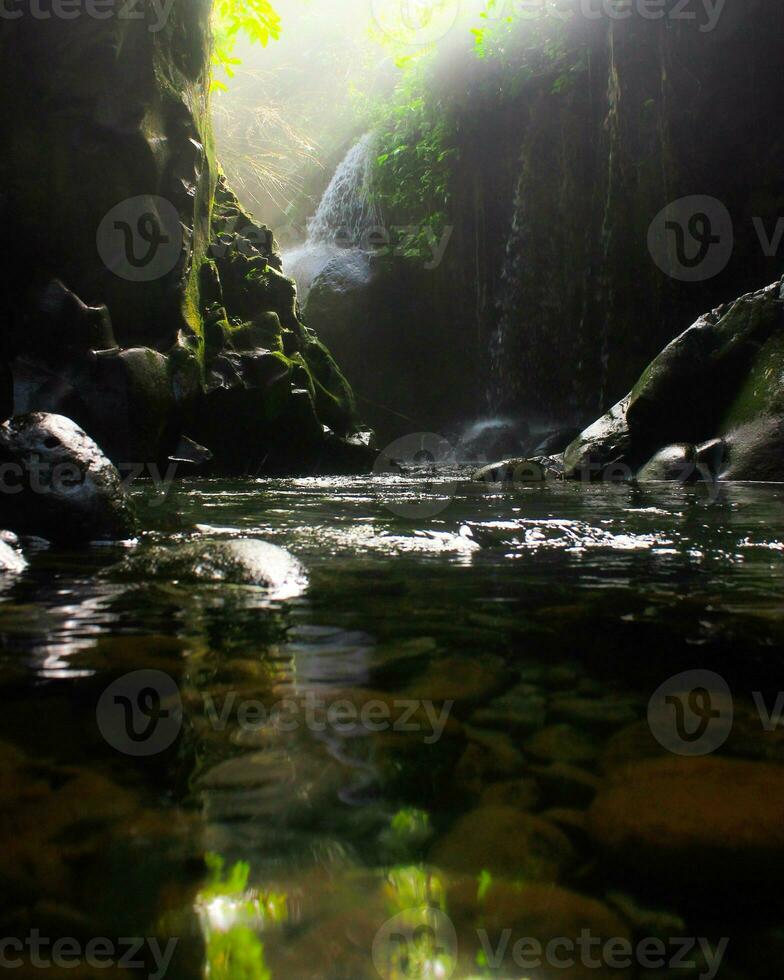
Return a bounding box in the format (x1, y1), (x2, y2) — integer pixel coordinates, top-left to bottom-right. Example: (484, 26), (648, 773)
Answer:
(430, 806), (573, 880)
(564, 280), (784, 483)
(403, 654), (506, 707)
(524, 724), (601, 765)
(0, 413), (137, 543)
(447, 878), (632, 979)
(636, 439), (725, 483)
(588, 757), (784, 889)
(563, 398), (632, 480)
(549, 695), (639, 731)
(543, 663), (584, 690)
(168, 434), (213, 469)
(0, 531), (26, 574)
(534, 426), (583, 455)
(458, 419), (528, 462)
(721, 415), (784, 480)
(636, 443), (697, 483)
(464, 725), (526, 776)
(473, 455), (563, 483)
(600, 721), (669, 774)
(111, 539), (307, 598)
(480, 777), (541, 811)
(531, 763), (602, 808)
(470, 684), (547, 734)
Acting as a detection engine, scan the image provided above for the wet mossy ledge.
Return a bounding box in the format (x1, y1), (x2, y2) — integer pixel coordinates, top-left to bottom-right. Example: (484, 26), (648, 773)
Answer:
(0, 2), (372, 477)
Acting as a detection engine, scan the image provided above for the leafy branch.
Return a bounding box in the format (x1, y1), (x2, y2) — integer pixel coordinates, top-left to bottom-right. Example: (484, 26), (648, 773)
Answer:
(211, 0), (282, 92)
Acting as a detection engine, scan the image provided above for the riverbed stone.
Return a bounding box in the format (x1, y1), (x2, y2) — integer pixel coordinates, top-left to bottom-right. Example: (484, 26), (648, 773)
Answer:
(430, 806), (573, 880)
(403, 654), (506, 707)
(531, 762), (602, 808)
(0, 413), (137, 543)
(588, 756), (784, 888)
(599, 721), (668, 773)
(524, 724), (601, 765)
(480, 777), (541, 810)
(447, 878), (632, 979)
(549, 695), (639, 731)
(470, 684), (547, 734)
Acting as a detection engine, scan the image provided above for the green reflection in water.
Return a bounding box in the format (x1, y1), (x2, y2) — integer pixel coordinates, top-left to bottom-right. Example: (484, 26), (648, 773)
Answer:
(197, 854), (287, 980)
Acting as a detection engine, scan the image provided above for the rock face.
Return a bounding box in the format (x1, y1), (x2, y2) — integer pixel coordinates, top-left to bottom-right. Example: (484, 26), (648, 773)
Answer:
(587, 756), (784, 889)
(111, 539), (308, 599)
(564, 280), (784, 481)
(0, 7), (369, 475)
(303, 3), (784, 437)
(0, 413), (137, 544)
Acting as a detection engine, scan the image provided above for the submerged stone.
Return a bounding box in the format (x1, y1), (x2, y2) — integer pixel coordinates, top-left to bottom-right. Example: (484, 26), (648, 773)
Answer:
(588, 756), (784, 889)
(447, 878), (632, 979)
(111, 539), (308, 599)
(0, 413), (137, 543)
(430, 805), (573, 880)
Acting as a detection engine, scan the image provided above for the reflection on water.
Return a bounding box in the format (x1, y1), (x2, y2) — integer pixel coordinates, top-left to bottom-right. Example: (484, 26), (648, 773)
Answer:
(1, 474), (784, 977)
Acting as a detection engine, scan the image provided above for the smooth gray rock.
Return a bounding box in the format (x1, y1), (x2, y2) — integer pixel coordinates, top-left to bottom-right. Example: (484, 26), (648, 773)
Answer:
(0, 531), (26, 574)
(0, 413), (137, 544)
(111, 539), (308, 599)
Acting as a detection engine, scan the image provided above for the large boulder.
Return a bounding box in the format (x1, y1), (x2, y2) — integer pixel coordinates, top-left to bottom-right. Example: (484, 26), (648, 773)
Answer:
(0, 413), (137, 544)
(564, 280), (784, 481)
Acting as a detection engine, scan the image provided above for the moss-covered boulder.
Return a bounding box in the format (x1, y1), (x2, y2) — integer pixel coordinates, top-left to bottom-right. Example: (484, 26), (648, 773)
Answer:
(564, 279), (784, 481)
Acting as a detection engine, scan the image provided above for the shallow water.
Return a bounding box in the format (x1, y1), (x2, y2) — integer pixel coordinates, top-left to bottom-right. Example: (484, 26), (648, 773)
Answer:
(2, 474), (784, 978)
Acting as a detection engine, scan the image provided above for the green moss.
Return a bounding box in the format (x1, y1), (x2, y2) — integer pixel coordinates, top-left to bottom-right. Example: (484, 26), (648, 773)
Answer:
(720, 330), (784, 431)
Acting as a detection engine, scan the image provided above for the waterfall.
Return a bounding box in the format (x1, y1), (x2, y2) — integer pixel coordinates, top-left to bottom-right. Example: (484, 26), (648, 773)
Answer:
(283, 133), (379, 303)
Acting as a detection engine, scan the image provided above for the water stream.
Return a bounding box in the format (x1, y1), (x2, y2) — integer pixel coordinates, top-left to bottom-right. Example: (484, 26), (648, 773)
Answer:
(2, 472), (784, 977)
(283, 133), (379, 303)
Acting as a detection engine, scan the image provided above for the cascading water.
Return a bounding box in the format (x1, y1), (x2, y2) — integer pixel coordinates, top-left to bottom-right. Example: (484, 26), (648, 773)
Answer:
(283, 133), (379, 303)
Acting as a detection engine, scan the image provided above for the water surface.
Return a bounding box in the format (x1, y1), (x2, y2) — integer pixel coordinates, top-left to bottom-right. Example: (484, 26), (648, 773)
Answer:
(2, 474), (783, 978)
